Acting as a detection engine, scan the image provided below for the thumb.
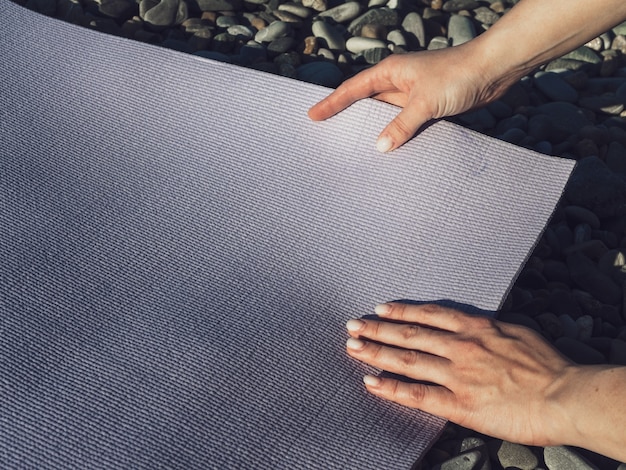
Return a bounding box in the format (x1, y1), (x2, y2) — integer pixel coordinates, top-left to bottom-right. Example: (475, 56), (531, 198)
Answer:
(376, 106), (430, 153)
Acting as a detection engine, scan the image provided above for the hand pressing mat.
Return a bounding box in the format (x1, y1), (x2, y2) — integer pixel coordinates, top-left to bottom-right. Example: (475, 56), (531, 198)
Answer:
(0, 1), (575, 468)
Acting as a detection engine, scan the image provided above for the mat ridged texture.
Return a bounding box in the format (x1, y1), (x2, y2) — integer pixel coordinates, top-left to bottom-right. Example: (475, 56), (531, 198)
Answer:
(0, 1), (575, 468)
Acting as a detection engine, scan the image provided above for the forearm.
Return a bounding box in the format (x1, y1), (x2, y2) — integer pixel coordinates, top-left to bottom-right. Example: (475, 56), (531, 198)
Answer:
(463, 0), (626, 100)
(552, 365), (626, 462)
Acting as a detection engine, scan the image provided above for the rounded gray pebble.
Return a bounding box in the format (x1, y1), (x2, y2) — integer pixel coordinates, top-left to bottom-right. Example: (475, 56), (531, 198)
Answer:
(448, 14), (476, 46)
(312, 21), (346, 51)
(534, 71), (579, 102)
(544, 446), (599, 470)
(255, 21), (290, 43)
(346, 36), (386, 54)
(317, 1), (361, 23)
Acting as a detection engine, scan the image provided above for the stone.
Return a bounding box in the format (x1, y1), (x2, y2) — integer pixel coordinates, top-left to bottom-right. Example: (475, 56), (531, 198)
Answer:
(278, 3), (311, 19)
(227, 25), (254, 39)
(140, 0), (187, 29)
(98, 0), (137, 20)
(189, 0), (241, 11)
(545, 58), (593, 73)
(567, 252), (622, 305)
(564, 205), (600, 229)
(236, 41), (267, 64)
(348, 7), (399, 36)
(387, 29), (406, 47)
(362, 47), (391, 64)
(428, 36), (449, 50)
(562, 46), (602, 64)
(564, 240), (609, 260)
(401, 12), (426, 48)
(315, 47), (334, 61)
(610, 338), (626, 364)
(311, 21), (346, 51)
(554, 338), (606, 365)
(302, 36), (318, 55)
(267, 37), (296, 57)
(544, 446), (599, 470)
(442, 0), (478, 12)
(255, 21), (290, 43)
(558, 314), (579, 339)
(210, 32), (236, 53)
(495, 113), (527, 134)
(57, 0), (84, 24)
(346, 36), (387, 54)
(534, 72), (578, 103)
(296, 61), (343, 87)
(576, 315), (594, 342)
(495, 441), (538, 470)
(532, 102), (593, 135)
(536, 313), (563, 339)
(216, 15), (238, 28)
(456, 108), (496, 131)
(565, 156), (626, 218)
(317, 1), (361, 23)
(364, 22), (388, 38)
(612, 35), (626, 54)
(447, 14), (475, 45)
(606, 141), (626, 176)
(272, 10), (303, 26)
(302, 0), (326, 12)
(473, 6), (499, 26)
(432, 450), (482, 470)
(579, 95), (624, 115)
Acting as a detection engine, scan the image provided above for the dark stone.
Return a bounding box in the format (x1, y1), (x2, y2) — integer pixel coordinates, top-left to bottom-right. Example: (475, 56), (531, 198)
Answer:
(348, 8), (399, 35)
(555, 337), (606, 364)
(565, 156), (626, 218)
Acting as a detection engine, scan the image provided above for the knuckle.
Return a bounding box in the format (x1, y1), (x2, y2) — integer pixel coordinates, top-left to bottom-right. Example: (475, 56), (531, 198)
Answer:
(400, 350), (420, 367)
(389, 115), (412, 138)
(408, 384), (427, 403)
(401, 324), (421, 341)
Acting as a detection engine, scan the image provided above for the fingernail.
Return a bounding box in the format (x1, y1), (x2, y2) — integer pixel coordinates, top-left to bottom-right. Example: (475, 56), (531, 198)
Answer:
(346, 319), (364, 332)
(376, 136), (393, 153)
(374, 304), (391, 316)
(346, 338), (365, 350)
(363, 375), (381, 387)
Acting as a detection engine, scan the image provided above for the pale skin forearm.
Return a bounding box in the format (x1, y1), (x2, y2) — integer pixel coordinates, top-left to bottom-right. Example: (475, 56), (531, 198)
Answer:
(473, 0), (626, 98)
(556, 365), (626, 461)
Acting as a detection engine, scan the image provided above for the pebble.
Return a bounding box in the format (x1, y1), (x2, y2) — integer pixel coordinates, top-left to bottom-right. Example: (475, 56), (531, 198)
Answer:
(255, 21), (290, 43)
(317, 1), (361, 23)
(140, 0), (187, 29)
(277, 3), (311, 19)
(494, 441), (538, 470)
(98, 0), (137, 21)
(448, 14), (476, 46)
(610, 338), (626, 364)
(442, 0), (478, 13)
(190, 0), (242, 11)
(387, 29), (406, 47)
(296, 61), (343, 87)
(555, 337), (606, 364)
(401, 12), (426, 49)
(311, 21), (345, 51)
(473, 6), (499, 26)
(544, 446), (599, 470)
(360, 24), (387, 40)
(432, 450), (482, 470)
(534, 71), (578, 102)
(346, 36), (387, 54)
(348, 7), (399, 35)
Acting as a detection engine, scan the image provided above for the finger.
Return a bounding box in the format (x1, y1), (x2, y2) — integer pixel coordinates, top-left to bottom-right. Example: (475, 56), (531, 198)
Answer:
(346, 318), (452, 357)
(307, 67), (392, 121)
(374, 303), (466, 333)
(362, 374), (455, 418)
(375, 105), (431, 153)
(346, 337), (451, 385)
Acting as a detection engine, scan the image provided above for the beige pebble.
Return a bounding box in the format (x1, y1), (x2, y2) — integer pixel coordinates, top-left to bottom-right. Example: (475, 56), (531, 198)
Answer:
(360, 23), (387, 40)
(302, 36), (318, 55)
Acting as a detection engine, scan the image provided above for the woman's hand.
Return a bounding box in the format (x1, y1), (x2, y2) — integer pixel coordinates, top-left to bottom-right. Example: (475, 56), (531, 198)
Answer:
(346, 303), (626, 461)
(308, 45), (504, 153)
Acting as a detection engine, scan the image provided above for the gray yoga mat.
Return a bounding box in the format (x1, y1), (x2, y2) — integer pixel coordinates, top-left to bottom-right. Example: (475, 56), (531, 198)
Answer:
(0, 1), (575, 468)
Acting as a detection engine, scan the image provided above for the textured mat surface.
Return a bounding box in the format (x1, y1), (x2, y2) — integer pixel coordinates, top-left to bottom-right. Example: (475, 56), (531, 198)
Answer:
(0, 1), (575, 468)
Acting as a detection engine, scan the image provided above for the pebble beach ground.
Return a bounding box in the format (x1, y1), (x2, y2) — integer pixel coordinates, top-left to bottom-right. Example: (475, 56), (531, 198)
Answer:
(12, 0), (626, 467)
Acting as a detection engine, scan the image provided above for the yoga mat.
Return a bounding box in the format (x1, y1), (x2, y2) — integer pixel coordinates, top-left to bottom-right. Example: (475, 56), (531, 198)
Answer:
(0, 1), (575, 468)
